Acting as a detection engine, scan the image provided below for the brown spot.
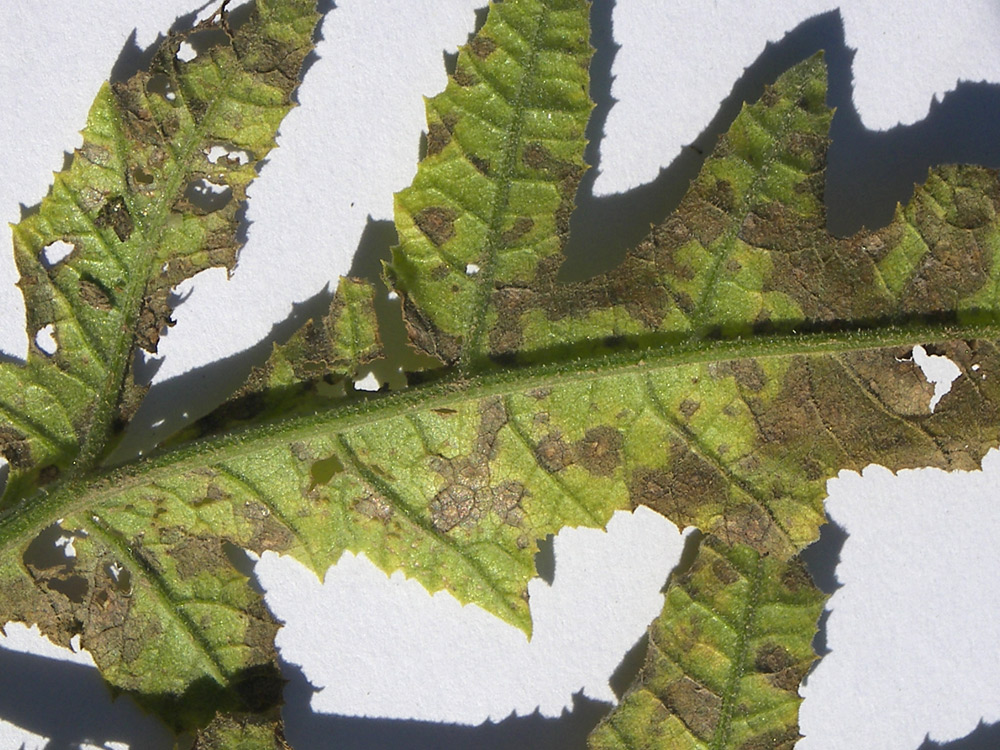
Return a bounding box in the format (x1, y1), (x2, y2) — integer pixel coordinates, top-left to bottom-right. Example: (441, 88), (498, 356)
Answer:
(663, 677), (721, 738)
(535, 433), (574, 473)
(414, 206), (457, 246)
(738, 728), (802, 750)
(679, 399), (700, 419)
(355, 493), (393, 523)
(755, 643), (794, 674)
(573, 426), (623, 476)
(79, 279), (112, 311)
(453, 66), (475, 87)
(469, 35), (497, 59)
(716, 503), (784, 552)
(629, 445), (728, 528)
(94, 196), (134, 242)
(501, 217), (534, 246)
(781, 559), (814, 593)
(428, 399), (523, 531)
(469, 154), (490, 174)
(0, 426), (31, 468)
(426, 121), (452, 156)
(711, 558), (739, 586)
(167, 536), (228, 580)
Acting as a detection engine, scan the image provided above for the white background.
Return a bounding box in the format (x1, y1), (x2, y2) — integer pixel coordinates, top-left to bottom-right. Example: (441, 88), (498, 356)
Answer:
(2, 1), (1000, 748)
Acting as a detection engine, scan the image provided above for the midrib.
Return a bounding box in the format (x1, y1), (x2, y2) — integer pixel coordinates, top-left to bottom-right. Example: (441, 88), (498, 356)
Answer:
(2, 317), (995, 551)
(460, 5), (550, 370)
(73, 51), (244, 474)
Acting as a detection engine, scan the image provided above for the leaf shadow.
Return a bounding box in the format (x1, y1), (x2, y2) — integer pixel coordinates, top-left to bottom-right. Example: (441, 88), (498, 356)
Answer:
(279, 661), (613, 750)
(0, 646), (173, 749)
(916, 720), (1000, 750)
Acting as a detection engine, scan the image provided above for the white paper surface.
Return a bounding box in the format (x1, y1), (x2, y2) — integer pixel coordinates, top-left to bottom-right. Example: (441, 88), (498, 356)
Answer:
(2, 2), (1000, 748)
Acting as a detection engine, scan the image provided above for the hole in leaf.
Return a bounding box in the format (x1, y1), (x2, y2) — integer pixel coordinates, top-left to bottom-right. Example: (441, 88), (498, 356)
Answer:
(24, 523), (80, 571)
(183, 178), (233, 212)
(146, 74), (177, 102)
(353, 372), (380, 392)
(34, 324), (57, 356)
(181, 27), (231, 59)
(132, 166), (154, 185)
(177, 40), (198, 62)
(206, 144), (251, 165)
(465, 263), (480, 275)
(310, 455), (345, 487)
(107, 561), (132, 594)
(41, 239), (74, 267)
(47, 575), (88, 603)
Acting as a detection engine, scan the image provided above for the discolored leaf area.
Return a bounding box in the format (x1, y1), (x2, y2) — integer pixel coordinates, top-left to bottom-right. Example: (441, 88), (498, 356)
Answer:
(588, 538), (826, 750)
(3, 0), (1000, 746)
(0, 0), (320, 733)
(386, 0), (593, 369)
(0, 0), (320, 506)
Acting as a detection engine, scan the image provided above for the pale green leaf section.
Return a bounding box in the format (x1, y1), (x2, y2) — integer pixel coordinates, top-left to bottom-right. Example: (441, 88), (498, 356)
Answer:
(179, 276), (382, 440)
(386, 0), (593, 368)
(589, 538), (826, 750)
(0, 0), (319, 506)
(3, 0), (1000, 745)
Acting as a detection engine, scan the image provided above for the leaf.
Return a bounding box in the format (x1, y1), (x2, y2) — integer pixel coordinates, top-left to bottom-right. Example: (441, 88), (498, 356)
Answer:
(0, 0), (320, 732)
(2, 0), (1000, 744)
(386, 0), (593, 368)
(0, 0), (319, 507)
(588, 538), (826, 750)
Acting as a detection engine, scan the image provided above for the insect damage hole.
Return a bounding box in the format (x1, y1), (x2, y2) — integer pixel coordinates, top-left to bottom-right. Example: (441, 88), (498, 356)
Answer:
(183, 178), (233, 212)
(34, 324), (57, 356)
(206, 144), (251, 165)
(911, 345), (961, 412)
(176, 40), (198, 62)
(41, 239), (74, 267)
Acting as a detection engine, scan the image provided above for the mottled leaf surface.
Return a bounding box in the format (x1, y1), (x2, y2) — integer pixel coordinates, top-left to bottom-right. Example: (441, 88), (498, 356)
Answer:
(386, 0), (593, 368)
(2, 0), (1000, 746)
(589, 538), (826, 750)
(0, 0), (318, 506)
(0, 0), (319, 731)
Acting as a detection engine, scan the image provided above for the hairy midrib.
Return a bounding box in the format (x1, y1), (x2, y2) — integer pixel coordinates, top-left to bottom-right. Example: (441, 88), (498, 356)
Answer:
(0, 319), (994, 551)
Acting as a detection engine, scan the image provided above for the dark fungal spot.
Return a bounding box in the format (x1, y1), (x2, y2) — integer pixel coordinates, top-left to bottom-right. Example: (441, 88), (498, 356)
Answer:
(414, 206), (457, 246)
(94, 196), (133, 242)
(426, 121), (452, 156)
(453, 66), (475, 87)
(535, 433), (574, 473)
(711, 557), (739, 586)
(629, 445), (728, 528)
(79, 279), (113, 311)
(501, 217), (534, 245)
(0, 426), (31, 468)
(679, 399), (700, 419)
(574, 426), (623, 476)
(663, 677), (721, 738)
(469, 35), (497, 59)
(468, 154), (490, 174)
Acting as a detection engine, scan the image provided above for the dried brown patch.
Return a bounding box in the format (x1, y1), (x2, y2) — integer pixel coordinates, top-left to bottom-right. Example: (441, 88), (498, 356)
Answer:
(0, 426), (31, 468)
(428, 398), (525, 532)
(501, 217), (535, 246)
(414, 206), (457, 246)
(738, 728), (801, 750)
(469, 35), (497, 59)
(167, 536), (229, 580)
(79, 279), (113, 311)
(574, 426), (623, 476)
(663, 677), (721, 738)
(426, 121), (452, 157)
(629, 444), (727, 528)
(94, 196), (134, 242)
